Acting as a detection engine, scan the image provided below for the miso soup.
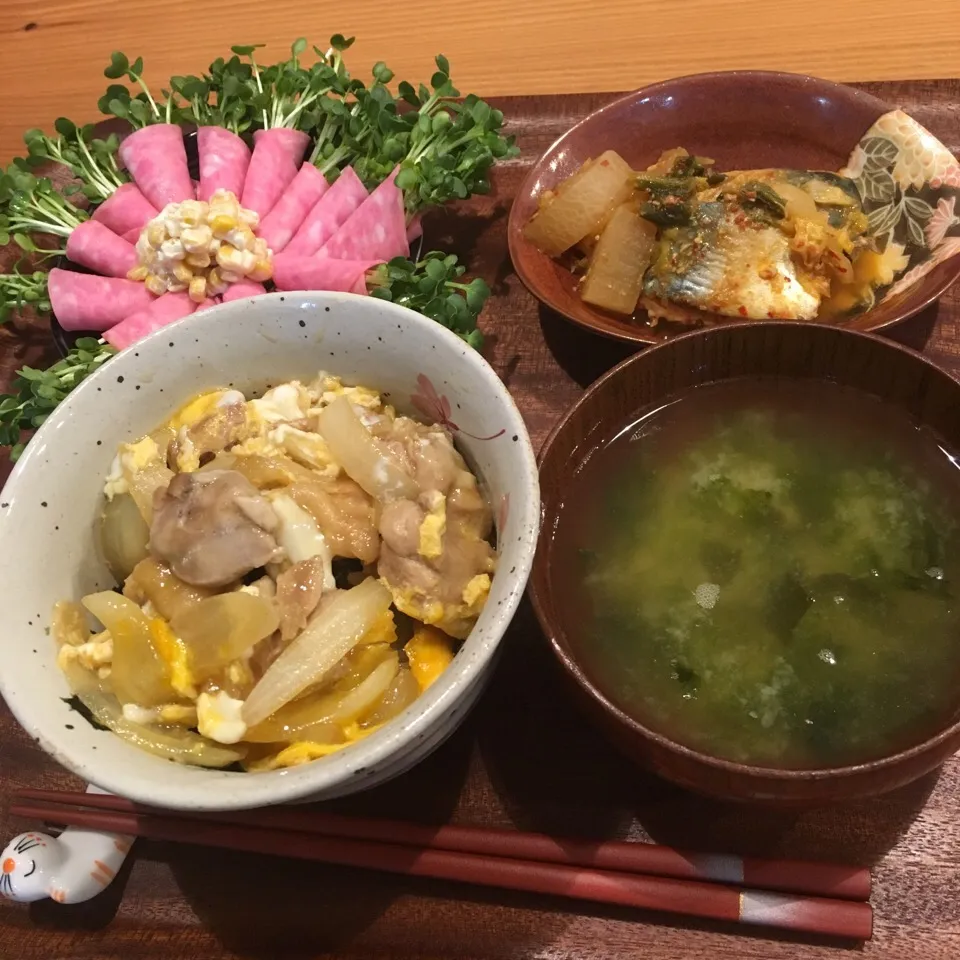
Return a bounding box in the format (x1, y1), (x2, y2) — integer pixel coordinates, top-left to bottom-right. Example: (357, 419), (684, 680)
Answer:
(552, 379), (960, 769)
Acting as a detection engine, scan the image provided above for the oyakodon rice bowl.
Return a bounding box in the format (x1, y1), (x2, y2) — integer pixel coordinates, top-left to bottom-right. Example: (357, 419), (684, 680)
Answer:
(0, 292), (539, 811)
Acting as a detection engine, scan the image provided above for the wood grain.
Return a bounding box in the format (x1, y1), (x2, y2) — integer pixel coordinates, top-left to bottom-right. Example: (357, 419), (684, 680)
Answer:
(3, 80), (960, 958)
(2, 1), (960, 164)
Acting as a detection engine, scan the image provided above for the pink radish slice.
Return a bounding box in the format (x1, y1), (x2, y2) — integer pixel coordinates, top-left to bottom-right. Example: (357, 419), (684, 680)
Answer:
(257, 164), (329, 253)
(283, 167), (368, 257)
(91, 183), (158, 236)
(317, 168), (407, 262)
(240, 129), (310, 219)
(103, 291), (197, 349)
(118, 124), (194, 210)
(121, 226), (142, 243)
(196, 127), (251, 202)
(221, 280), (267, 302)
(272, 255), (380, 293)
(49, 269), (155, 332)
(406, 214), (423, 244)
(65, 221), (138, 278)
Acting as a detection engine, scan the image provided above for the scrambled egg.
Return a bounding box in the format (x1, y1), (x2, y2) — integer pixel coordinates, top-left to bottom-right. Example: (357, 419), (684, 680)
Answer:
(244, 723), (384, 772)
(149, 618), (196, 698)
(358, 609), (398, 646)
(389, 573), (491, 642)
(308, 374), (383, 413)
(462, 574), (492, 609)
(269, 492), (335, 587)
(405, 625), (455, 691)
(57, 631), (113, 673)
(267, 424), (339, 476)
(197, 691), (248, 745)
(122, 703), (198, 726)
(104, 435), (160, 499)
(248, 383), (309, 426)
(418, 492), (447, 559)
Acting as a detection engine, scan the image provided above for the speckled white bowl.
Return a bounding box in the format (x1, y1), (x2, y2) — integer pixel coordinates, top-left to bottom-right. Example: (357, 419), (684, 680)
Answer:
(0, 292), (539, 811)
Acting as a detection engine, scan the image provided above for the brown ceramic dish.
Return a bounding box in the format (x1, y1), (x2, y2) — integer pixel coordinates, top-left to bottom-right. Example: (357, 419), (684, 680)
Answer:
(531, 321), (960, 804)
(508, 71), (960, 346)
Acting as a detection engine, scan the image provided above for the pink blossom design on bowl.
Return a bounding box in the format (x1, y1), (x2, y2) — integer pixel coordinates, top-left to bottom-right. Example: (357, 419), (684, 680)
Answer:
(926, 195), (960, 249)
(410, 374), (506, 441)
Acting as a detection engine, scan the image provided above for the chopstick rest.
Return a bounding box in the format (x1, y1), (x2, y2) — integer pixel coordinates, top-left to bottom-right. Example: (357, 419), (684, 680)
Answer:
(0, 787), (134, 904)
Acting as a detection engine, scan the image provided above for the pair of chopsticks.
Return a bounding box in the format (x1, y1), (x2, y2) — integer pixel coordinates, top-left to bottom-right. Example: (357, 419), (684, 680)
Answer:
(10, 789), (872, 939)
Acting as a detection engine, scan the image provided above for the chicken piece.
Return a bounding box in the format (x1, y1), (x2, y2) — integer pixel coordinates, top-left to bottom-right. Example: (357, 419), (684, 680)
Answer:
(169, 402), (248, 473)
(287, 476), (380, 564)
(276, 556), (327, 641)
(375, 418), (496, 639)
(149, 470), (282, 587)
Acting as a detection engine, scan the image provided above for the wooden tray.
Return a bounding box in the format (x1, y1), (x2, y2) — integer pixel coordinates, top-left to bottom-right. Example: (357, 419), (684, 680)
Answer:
(2, 80), (960, 960)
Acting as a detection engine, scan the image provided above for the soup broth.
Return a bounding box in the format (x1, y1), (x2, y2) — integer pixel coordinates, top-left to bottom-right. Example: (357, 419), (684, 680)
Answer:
(552, 379), (960, 769)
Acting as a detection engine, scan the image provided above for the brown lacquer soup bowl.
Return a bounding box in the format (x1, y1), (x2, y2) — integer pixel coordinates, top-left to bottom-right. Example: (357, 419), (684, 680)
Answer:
(530, 321), (960, 804)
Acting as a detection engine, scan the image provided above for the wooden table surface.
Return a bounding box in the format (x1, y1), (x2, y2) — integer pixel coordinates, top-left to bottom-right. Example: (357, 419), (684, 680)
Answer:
(2, 1), (960, 164)
(3, 79), (960, 958)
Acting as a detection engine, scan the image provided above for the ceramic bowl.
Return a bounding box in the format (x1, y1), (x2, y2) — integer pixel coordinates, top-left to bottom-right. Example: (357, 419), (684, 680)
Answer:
(531, 321), (960, 804)
(508, 71), (960, 345)
(0, 292), (539, 811)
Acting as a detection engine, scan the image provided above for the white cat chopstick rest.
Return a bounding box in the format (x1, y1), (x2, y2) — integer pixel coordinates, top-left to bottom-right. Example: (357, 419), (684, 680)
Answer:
(1, 807), (134, 904)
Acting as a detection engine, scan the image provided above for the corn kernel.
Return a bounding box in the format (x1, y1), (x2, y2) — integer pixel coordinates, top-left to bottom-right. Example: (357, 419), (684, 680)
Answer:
(220, 270), (243, 284)
(217, 245), (244, 271)
(238, 207), (260, 229)
(145, 275), (167, 296)
(185, 250), (211, 269)
(146, 222), (165, 247)
(127, 265), (149, 282)
(160, 238), (185, 261)
(226, 226), (255, 252)
(181, 224), (213, 254)
(206, 268), (228, 296)
(172, 262), (194, 284)
(188, 276), (207, 303)
(209, 189), (238, 210)
(167, 281), (187, 293)
(210, 214), (237, 239)
(179, 200), (207, 227)
(248, 259), (273, 282)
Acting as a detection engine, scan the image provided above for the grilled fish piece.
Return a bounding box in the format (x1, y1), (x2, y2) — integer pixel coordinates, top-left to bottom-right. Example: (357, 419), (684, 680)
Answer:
(642, 170), (869, 322)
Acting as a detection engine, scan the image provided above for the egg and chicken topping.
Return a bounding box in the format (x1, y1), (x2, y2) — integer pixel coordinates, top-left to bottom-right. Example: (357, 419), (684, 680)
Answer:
(53, 373), (496, 771)
(128, 189), (273, 301)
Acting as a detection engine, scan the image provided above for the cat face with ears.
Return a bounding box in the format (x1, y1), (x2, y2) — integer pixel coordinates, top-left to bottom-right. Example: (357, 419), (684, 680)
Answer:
(1, 833), (57, 903)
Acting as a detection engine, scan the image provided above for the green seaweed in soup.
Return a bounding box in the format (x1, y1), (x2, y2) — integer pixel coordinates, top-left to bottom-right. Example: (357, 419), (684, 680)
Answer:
(554, 379), (960, 769)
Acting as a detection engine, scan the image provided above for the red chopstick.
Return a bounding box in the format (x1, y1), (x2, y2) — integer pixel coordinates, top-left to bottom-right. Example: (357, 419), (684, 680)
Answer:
(9, 794), (872, 940)
(10, 788), (870, 901)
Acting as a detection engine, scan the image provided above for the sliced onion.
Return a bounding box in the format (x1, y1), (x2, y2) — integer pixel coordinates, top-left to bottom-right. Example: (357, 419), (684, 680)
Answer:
(62, 661), (243, 768)
(125, 457), (174, 525)
(771, 181), (820, 222)
(242, 577), (392, 727)
(82, 591), (174, 706)
(126, 557), (216, 621)
(318, 396), (418, 502)
(99, 493), (150, 582)
(246, 650), (398, 743)
(363, 666), (421, 727)
(171, 592), (279, 682)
